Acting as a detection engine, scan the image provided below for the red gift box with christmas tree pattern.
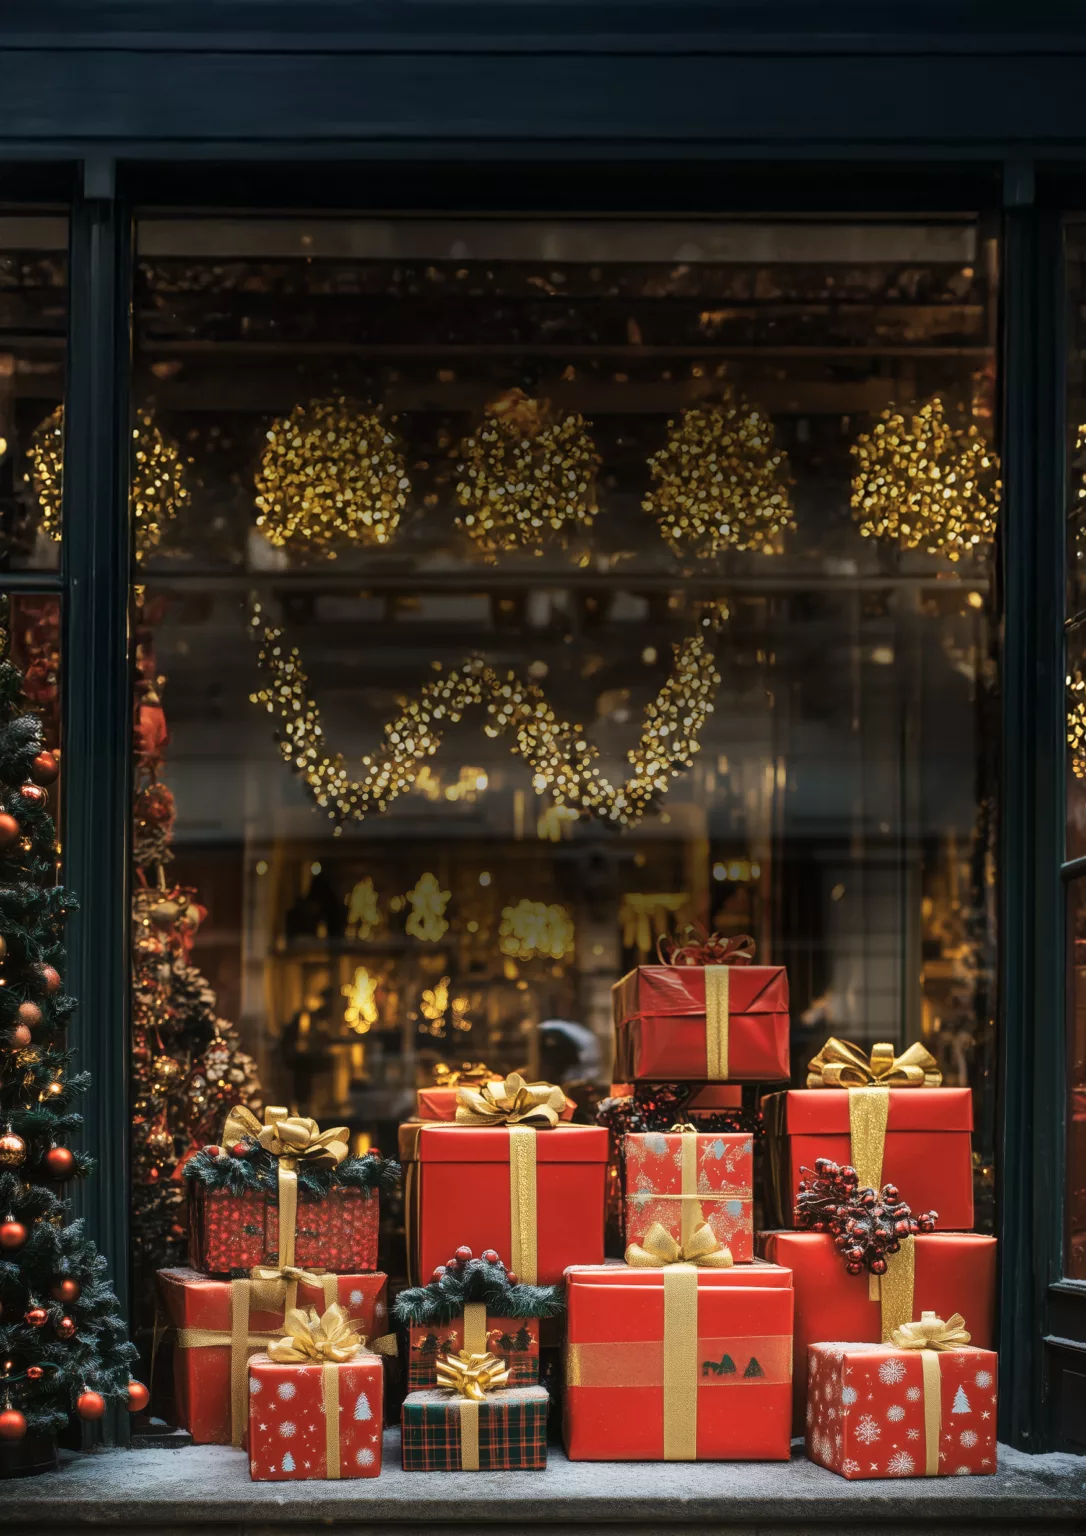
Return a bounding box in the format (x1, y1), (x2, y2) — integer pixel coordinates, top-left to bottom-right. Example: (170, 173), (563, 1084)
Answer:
(407, 1314), (539, 1391)
(625, 1128), (753, 1265)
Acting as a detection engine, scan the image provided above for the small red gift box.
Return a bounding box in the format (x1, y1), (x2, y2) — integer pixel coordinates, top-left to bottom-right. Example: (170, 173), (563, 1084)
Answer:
(248, 1346), (383, 1480)
(407, 1314), (539, 1390)
(400, 1121), (608, 1285)
(156, 1266), (388, 1446)
(760, 1232), (996, 1434)
(564, 1262), (794, 1461)
(762, 1087), (974, 1230)
(612, 965), (790, 1082)
(189, 1183), (379, 1275)
(625, 1129), (753, 1264)
(806, 1331), (997, 1479)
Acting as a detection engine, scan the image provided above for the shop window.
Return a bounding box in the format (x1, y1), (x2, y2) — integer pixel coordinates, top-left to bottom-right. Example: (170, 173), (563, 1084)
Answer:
(118, 215), (1000, 1316)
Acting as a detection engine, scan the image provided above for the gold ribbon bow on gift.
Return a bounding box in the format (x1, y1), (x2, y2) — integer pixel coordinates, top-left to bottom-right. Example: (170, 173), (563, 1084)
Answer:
(887, 1311), (973, 1476)
(432, 1061), (497, 1089)
(455, 1072), (566, 1129)
(435, 1349), (511, 1471)
(806, 1038), (942, 1090)
(625, 1219), (734, 1269)
(657, 924), (756, 968)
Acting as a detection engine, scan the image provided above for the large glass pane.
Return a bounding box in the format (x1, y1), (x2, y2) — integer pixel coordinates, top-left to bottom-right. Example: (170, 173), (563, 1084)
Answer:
(128, 215), (1001, 1303)
(1069, 876), (1086, 1280)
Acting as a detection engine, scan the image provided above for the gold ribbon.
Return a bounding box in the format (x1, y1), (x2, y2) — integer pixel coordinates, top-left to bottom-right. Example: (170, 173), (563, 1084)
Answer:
(868, 1234), (916, 1342)
(625, 1220), (733, 1269)
(806, 1038), (942, 1089)
(889, 1312), (972, 1477)
(462, 1301), (488, 1356)
(705, 968), (729, 1080)
(508, 1123), (538, 1284)
(454, 1073), (566, 1129)
(432, 1061), (498, 1089)
(847, 1087), (891, 1192)
(662, 1266), (698, 1460)
(435, 1349), (511, 1471)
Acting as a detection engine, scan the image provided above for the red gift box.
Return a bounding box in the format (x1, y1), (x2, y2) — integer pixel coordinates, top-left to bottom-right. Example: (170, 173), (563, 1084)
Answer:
(564, 1262), (794, 1461)
(407, 1313), (539, 1390)
(625, 1129), (753, 1264)
(248, 1348), (383, 1480)
(401, 1121), (608, 1286)
(156, 1266), (388, 1446)
(806, 1336), (997, 1478)
(189, 1183), (379, 1275)
(416, 1085), (575, 1122)
(762, 1087), (974, 1230)
(760, 1232), (996, 1434)
(612, 965), (790, 1082)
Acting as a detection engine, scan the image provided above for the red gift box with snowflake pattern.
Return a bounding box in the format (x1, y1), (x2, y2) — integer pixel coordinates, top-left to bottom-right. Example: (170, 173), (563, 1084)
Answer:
(624, 1130), (753, 1263)
(805, 1340), (997, 1479)
(247, 1349), (383, 1481)
(190, 1184), (379, 1274)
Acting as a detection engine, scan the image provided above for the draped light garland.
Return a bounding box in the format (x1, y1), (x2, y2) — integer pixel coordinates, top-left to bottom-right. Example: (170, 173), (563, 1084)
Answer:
(850, 395), (1000, 562)
(247, 600), (720, 828)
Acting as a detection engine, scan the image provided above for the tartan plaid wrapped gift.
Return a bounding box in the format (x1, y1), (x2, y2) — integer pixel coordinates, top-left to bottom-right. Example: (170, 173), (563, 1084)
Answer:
(401, 1351), (548, 1472)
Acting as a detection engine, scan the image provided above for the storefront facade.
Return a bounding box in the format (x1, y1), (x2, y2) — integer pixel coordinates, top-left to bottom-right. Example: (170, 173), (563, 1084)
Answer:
(2, 5), (1086, 1506)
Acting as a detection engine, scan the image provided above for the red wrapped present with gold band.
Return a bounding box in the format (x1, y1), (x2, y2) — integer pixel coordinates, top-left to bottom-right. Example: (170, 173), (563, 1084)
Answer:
(760, 1231), (996, 1434)
(762, 1038), (974, 1231)
(563, 1262), (794, 1461)
(625, 1127), (753, 1265)
(612, 931), (789, 1083)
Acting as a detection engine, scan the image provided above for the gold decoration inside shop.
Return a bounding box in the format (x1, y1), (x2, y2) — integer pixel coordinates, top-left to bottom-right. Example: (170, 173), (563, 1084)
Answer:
(28, 405), (189, 560)
(1069, 668), (1086, 780)
(643, 390), (795, 557)
(498, 899), (574, 961)
(455, 388), (600, 558)
(254, 396), (408, 557)
(850, 395), (1000, 561)
(248, 599), (720, 827)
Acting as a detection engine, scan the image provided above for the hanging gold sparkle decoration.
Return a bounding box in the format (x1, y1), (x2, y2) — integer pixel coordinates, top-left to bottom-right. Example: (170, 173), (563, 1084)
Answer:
(345, 877), (382, 940)
(455, 388), (599, 557)
(249, 599), (720, 829)
(342, 966), (379, 1033)
(27, 405), (189, 560)
(405, 873), (452, 942)
(499, 900), (574, 962)
(254, 396), (408, 558)
(1069, 669), (1086, 781)
(643, 390), (794, 557)
(850, 395), (1000, 562)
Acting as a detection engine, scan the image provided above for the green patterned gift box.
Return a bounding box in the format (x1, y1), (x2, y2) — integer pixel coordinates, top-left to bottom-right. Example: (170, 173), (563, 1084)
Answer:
(401, 1385), (548, 1471)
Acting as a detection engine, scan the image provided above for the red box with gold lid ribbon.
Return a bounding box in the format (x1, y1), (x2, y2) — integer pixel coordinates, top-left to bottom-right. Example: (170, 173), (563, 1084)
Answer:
(612, 963), (790, 1083)
(625, 1128), (754, 1265)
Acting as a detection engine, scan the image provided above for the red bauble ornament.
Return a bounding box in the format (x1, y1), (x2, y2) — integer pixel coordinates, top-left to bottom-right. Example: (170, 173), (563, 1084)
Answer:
(126, 1380), (150, 1413)
(0, 813), (20, 848)
(229, 1140), (250, 1158)
(505, 1271), (518, 1286)
(16, 1001), (42, 1029)
(30, 751), (59, 786)
(481, 1248), (500, 1264)
(18, 784), (46, 807)
(0, 1220), (27, 1251)
(56, 1316), (77, 1340)
(44, 1146), (75, 1179)
(25, 1305), (48, 1327)
(430, 1266), (447, 1282)
(0, 1409), (27, 1441)
(75, 1390), (106, 1421)
(50, 1277), (80, 1304)
(36, 964), (61, 996)
(11, 1024), (31, 1048)
(26, 1366), (43, 1381)
(454, 1245), (473, 1263)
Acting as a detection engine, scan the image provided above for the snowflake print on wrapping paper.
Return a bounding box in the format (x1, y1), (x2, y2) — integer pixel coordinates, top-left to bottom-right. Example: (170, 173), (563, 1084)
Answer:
(960, 1429), (978, 1448)
(809, 1355), (818, 1377)
(279, 1421), (297, 1438)
(975, 1369), (993, 1389)
(841, 1458), (860, 1475)
(277, 1382), (296, 1400)
(878, 1358), (907, 1386)
(906, 1386), (922, 1402)
(887, 1405), (905, 1422)
(854, 1415), (881, 1444)
(249, 1378), (262, 1395)
(886, 1450), (916, 1475)
(644, 1133), (668, 1157)
(806, 1401), (814, 1426)
(842, 1386), (858, 1406)
(907, 1428), (921, 1441)
(355, 1447), (375, 1467)
(953, 1465), (974, 1476)
(350, 1289), (363, 1306)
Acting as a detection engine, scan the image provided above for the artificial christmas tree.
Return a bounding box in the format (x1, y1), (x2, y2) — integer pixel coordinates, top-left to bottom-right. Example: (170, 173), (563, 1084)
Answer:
(0, 606), (141, 1475)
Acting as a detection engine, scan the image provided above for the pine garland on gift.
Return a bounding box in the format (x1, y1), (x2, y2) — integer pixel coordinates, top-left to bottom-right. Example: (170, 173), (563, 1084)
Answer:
(393, 1247), (564, 1328)
(184, 1139), (400, 1200)
(794, 1157), (937, 1275)
(0, 605), (142, 1454)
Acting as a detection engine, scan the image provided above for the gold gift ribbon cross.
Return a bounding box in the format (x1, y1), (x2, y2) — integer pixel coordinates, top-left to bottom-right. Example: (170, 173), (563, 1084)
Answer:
(890, 1311), (972, 1476)
(220, 1104), (349, 1272)
(436, 1349), (511, 1471)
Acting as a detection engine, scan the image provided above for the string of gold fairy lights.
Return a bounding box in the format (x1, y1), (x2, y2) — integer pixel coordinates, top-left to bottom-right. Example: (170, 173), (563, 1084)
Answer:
(248, 600), (720, 827)
(1069, 669), (1086, 781)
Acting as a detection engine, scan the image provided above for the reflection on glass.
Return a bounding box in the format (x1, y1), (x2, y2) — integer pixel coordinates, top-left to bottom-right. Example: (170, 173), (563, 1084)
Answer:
(1069, 879), (1086, 1279)
(128, 217), (1001, 1292)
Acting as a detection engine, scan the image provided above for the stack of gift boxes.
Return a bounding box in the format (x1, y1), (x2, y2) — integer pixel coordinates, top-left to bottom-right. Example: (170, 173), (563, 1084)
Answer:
(154, 929), (998, 1481)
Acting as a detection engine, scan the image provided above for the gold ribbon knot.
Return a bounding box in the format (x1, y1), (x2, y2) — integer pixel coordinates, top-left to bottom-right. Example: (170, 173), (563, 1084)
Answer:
(806, 1037), (942, 1089)
(885, 1311), (972, 1477)
(435, 1349), (511, 1401)
(222, 1104), (350, 1168)
(890, 1310), (971, 1352)
(268, 1303), (366, 1364)
(455, 1072), (566, 1129)
(625, 1218), (734, 1269)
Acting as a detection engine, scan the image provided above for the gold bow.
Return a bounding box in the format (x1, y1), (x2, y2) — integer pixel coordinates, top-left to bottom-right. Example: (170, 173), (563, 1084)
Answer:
(625, 1219), (734, 1269)
(455, 1072), (566, 1129)
(806, 1037), (942, 1089)
(221, 1105), (350, 1168)
(267, 1304), (397, 1365)
(435, 1349), (511, 1401)
(433, 1061), (497, 1089)
(890, 1310), (971, 1352)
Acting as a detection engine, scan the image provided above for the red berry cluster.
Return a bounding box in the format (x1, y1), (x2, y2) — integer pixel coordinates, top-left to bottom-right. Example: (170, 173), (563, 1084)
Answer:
(430, 1245), (515, 1286)
(795, 1157), (937, 1276)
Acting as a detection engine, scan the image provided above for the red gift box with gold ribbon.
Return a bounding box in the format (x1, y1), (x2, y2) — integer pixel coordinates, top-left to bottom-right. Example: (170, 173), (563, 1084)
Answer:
(612, 963), (790, 1083)
(563, 1263), (794, 1461)
(190, 1184), (379, 1275)
(625, 1128), (754, 1265)
(759, 1231), (996, 1435)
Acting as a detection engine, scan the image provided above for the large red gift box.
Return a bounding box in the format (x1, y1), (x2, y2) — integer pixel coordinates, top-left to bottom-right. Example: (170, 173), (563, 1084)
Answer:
(762, 1088), (974, 1230)
(407, 1314), (539, 1390)
(612, 965), (790, 1082)
(400, 1122), (608, 1286)
(760, 1232), (996, 1434)
(625, 1130), (753, 1264)
(189, 1184), (379, 1274)
(806, 1337), (997, 1479)
(248, 1348), (383, 1480)
(564, 1262), (794, 1461)
(156, 1266), (388, 1446)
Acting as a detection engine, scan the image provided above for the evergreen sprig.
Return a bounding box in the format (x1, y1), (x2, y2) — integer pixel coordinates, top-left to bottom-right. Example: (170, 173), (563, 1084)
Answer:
(183, 1142), (400, 1198)
(393, 1253), (564, 1329)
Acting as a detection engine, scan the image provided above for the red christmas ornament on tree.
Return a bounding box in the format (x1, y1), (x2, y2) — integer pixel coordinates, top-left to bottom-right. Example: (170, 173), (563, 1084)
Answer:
(29, 750), (59, 785)
(56, 1316), (77, 1340)
(0, 1220), (27, 1251)
(75, 1391), (106, 1421)
(25, 1366), (43, 1381)
(10, 1024), (32, 1048)
(44, 1145), (75, 1179)
(18, 783), (46, 807)
(36, 963), (61, 996)
(0, 813), (19, 847)
(50, 1277), (80, 1304)
(24, 1305), (48, 1327)
(126, 1380), (150, 1413)
(16, 1001), (42, 1029)
(0, 1409), (27, 1441)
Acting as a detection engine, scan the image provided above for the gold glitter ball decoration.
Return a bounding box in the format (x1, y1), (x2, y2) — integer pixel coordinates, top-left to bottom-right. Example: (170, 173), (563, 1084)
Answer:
(28, 406), (189, 560)
(644, 390), (794, 557)
(850, 395), (1000, 561)
(1069, 668), (1086, 781)
(455, 388), (600, 557)
(499, 900), (574, 961)
(255, 396), (408, 558)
